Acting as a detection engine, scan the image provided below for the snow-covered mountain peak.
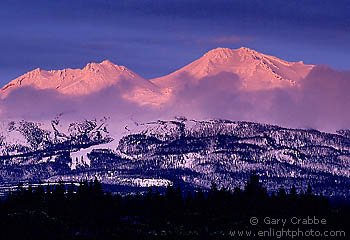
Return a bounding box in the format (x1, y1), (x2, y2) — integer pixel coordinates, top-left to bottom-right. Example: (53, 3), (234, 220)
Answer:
(0, 48), (317, 108)
(1, 60), (141, 94)
(21, 68), (42, 81)
(204, 47), (259, 61)
(0, 60), (168, 106)
(236, 46), (266, 59)
(203, 47), (234, 59)
(100, 59), (114, 65)
(151, 47), (315, 91)
(80, 60), (132, 77)
(237, 46), (258, 53)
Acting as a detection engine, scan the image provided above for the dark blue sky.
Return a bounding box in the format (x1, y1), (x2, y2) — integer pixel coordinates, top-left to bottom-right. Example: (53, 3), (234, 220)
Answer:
(1, 0), (349, 86)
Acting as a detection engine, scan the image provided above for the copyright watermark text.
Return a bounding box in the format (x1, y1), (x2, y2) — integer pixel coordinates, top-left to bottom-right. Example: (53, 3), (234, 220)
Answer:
(250, 216), (327, 227)
(227, 216), (346, 238)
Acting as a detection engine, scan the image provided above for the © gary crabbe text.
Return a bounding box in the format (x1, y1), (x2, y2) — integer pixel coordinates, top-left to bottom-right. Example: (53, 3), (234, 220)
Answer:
(249, 216), (327, 227)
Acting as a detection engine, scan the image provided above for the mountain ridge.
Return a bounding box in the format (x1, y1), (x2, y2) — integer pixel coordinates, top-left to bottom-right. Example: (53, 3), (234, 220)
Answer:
(151, 47), (315, 91)
(0, 59), (166, 106)
(1, 47), (315, 98)
(1, 117), (350, 196)
(1, 59), (150, 95)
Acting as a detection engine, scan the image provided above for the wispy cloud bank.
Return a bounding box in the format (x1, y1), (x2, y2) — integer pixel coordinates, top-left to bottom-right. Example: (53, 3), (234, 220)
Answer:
(162, 66), (350, 132)
(211, 36), (253, 44)
(1, 66), (350, 132)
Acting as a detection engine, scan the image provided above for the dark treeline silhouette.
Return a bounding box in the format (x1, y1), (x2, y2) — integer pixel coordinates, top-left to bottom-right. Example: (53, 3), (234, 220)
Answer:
(0, 175), (349, 239)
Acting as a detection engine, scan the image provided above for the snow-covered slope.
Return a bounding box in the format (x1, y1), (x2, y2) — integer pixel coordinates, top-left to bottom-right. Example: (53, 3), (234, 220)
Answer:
(0, 48), (316, 107)
(2, 117), (350, 196)
(0, 60), (164, 106)
(151, 47), (315, 91)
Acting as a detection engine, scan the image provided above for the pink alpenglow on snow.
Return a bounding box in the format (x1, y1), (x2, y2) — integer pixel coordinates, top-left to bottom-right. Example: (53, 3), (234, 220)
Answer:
(0, 60), (164, 106)
(1, 47), (350, 132)
(151, 47), (315, 91)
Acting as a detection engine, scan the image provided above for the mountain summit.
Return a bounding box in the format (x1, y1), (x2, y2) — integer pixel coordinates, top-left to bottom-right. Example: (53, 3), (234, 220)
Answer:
(1, 60), (157, 95)
(0, 48), (316, 107)
(150, 47), (315, 91)
(0, 60), (165, 105)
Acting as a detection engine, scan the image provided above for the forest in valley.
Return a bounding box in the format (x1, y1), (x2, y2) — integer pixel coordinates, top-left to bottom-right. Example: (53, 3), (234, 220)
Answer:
(0, 175), (349, 239)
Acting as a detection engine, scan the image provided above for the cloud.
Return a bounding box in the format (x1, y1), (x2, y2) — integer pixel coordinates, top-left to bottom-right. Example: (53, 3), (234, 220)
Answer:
(0, 87), (75, 120)
(211, 36), (252, 44)
(79, 41), (115, 50)
(0, 81), (159, 122)
(176, 35), (255, 50)
(292, 66), (350, 130)
(162, 66), (350, 132)
(162, 72), (246, 119)
(1, 65), (350, 133)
